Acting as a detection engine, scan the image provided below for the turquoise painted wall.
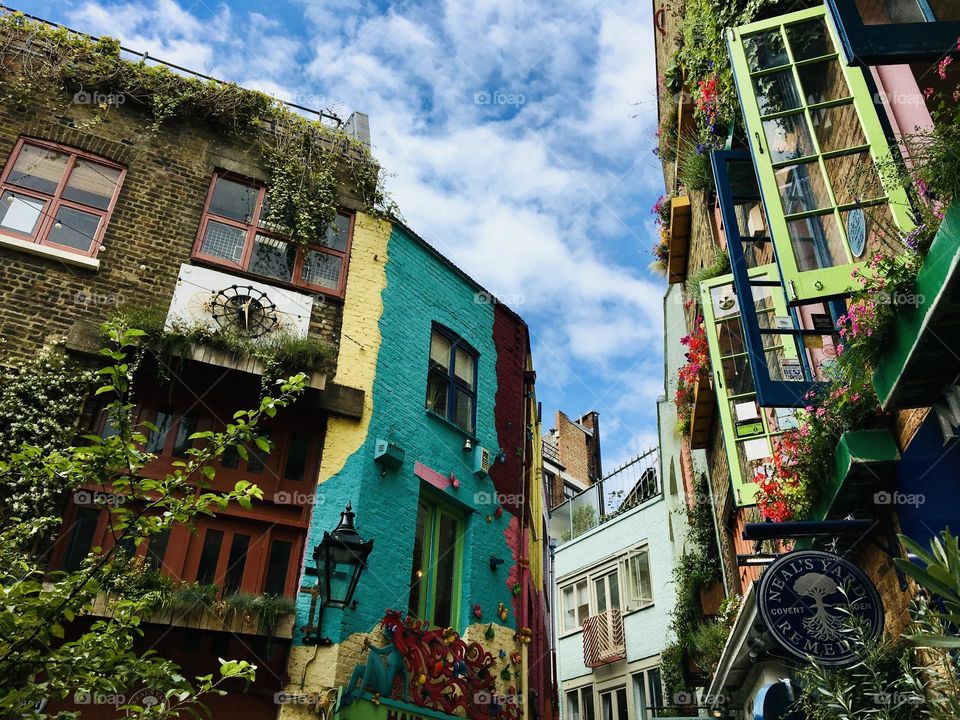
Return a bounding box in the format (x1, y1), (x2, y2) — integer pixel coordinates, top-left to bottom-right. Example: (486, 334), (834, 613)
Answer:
(295, 224), (518, 643)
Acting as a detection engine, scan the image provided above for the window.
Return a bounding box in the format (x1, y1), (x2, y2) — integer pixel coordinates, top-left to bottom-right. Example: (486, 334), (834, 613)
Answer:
(61, 507), (101, 571)
(196, 528), (224, 585)
(632, 668), (663, 720)
(594, 572), (620, 614)
(407, 495), (463, 627)
(425, 325), (478, 434)
(600, 688), (628, 720)
(620, 549), (654, 609)
(566, 686), (595, 720)
(0, 138), (124, 256)
(223, 533), (250, 596)
(264, 540), (293, 596)
(194, 172), (352, 296)
(561, 578), (590, 632)
(145, 529), (171, 571)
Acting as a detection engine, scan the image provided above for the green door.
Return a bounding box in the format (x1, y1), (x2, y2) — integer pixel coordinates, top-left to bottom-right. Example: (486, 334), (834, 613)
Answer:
(728, 6), (914, 302)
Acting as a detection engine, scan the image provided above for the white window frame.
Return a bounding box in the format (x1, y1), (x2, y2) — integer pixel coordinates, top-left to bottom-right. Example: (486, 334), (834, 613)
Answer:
(565, 685), (595, 720)
(619, 547), (654, 611)
(599, 686), (629, 720)
(560, 577), (590, 634)
(631, 667), (663, 720)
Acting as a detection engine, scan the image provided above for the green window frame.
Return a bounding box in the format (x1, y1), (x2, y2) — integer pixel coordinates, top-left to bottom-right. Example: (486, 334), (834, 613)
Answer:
(407, 494), (464, 628)
(700, 267), (799, 506)
(728, 5), (914, 302)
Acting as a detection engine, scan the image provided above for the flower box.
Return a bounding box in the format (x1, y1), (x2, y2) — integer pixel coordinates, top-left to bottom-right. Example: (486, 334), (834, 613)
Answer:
(873, 202), (960, 409)
(186, 342), (327, 390)
(668, 195), (692, 284)
(689, 370), (716, 450)
(699, 581), (725, 617)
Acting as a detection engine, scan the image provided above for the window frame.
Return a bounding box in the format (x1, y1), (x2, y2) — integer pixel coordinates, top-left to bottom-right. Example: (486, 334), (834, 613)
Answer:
(425, 323), (479, 435)
(566, 685), (595, 720)
(192, 170), (354, 298)
(407, 493), (464, 628)
(0, 137), (126, 257)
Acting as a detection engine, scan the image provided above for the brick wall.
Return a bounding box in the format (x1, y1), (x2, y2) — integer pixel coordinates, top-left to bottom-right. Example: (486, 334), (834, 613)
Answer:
(554, 411), (599, 485)
(0, 95), (347, 363)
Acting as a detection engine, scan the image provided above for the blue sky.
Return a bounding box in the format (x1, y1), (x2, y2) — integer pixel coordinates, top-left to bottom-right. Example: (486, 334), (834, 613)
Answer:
(22, 0), (667, 469)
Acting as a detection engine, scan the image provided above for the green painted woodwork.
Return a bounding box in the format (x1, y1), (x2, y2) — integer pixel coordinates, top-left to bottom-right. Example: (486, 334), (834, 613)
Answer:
(413, 495), (464, 628)
(728, 5), (914, 301)
(700, 266), (797, 506)
(873, 202), (960, 409)
(809, 429), (900, 521)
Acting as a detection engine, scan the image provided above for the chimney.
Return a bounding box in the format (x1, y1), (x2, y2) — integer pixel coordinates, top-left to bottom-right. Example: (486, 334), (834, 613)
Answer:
(344, 111), (371, 147)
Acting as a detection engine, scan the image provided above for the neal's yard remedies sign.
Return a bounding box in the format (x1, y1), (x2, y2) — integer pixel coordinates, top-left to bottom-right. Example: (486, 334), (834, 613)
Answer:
(758, 550), (883, 667)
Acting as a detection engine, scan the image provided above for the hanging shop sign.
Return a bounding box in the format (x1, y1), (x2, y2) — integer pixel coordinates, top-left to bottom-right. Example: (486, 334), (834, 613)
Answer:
(758, 550), (883, 667)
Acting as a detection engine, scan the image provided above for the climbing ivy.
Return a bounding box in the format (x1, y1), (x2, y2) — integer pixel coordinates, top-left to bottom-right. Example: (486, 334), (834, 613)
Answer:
(0, 10), (398, 245)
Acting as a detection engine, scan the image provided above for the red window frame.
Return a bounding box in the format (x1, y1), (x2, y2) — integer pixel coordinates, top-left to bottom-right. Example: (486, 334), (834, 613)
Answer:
(192, 171), (353, 298)
(0, 137), (126, 257)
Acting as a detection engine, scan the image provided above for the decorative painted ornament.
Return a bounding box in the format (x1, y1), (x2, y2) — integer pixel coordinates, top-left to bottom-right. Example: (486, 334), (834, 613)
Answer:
(512, 582), (521, 596)
(500, 667), (512, 681)
(371, 693), (381, 705)
(449, 472), (459, 489)
(498, 602), (509, 622)
(510, 651), (521, 665)
(494, 506), (503, 518)
(485, 623), (496, 641)
(499, 649), (507, 659)
(486, 515), (493, 523)
(473, 604), (483, 619)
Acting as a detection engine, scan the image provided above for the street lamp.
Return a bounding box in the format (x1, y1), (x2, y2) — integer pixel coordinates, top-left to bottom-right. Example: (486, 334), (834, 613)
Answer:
(300, 502), (374, 646)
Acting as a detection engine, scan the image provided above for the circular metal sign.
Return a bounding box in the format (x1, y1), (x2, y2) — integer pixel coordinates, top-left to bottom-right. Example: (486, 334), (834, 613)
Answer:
(848, 207), (867, 258)
(758, 550), (883, 667)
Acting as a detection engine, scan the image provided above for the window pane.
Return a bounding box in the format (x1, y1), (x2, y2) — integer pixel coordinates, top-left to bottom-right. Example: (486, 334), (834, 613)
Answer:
(609, 572), (620, 610)
(222, 444), (241, 469)
(62, 507), (100, 572)
(146, 409), (174, 453)
(635, 553), (653, 601)
(63, 160), (121, 209)
(648, 669), (662, 715)
(322, 213), (350, 251)
(601, 693), (612, 720)
(576, 580), (590, 625)
(786, 18), (834, 60)
(9, 144), (68, 194)
(433, 512), (458, 627)
(595, 577), (607, 614)
(788, 214), (846, 270)
(567, 691), (581, 720)
(581, 687), (596, 720)
(283, 432), (310, 481)
(632, 674), (648, 720)
(753, 70), (802, 115)
(46, 206), (100, 252)
(196, 528), (224, 585)
(430, 331), (452, 370)
(0, 191), (43, 234)
(762, 113), (814, 162)
(301, 248), (342, 289)
(426, 371), (449, 415)
(824, 151), (884, 205)
(264, 540), (292, 596)
(797, 59), (850, 105)
(209, 176), (258, 223)
(201, 220), (246, 263)
(563, 586), (577, 631)
(811, 103), (866, 153)
(776, 162), (832, 215)
(223, 533), (250, 596)
(408, 501), (428, 618)
(145, 529), (171, 571)
(247, 434), (270, 473)
(616, 688), (628, 720)
(454, 347), (475, 388)
(250, 233), (296, 282)
(743, 30), (788, 71)
(453, 389), (474, 433)
(173, 414), (198, 457)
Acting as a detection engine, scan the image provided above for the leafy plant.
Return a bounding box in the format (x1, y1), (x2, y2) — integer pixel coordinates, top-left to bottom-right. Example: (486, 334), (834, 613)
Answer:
(689, 620), (730, 674)
(685, 249), (730, 298)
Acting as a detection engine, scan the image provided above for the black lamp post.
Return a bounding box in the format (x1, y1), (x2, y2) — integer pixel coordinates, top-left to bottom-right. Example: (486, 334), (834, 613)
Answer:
(300, 502), (374, 646)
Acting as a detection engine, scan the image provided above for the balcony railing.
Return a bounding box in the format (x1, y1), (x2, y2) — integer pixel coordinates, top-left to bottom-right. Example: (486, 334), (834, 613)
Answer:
(542, 440), (561, 465)
(582, 608), (626, 667)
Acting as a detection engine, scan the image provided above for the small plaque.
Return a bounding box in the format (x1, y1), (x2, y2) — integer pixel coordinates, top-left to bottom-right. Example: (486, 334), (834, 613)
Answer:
(781, 358), (803, 381)
(811, 313), (834, 332)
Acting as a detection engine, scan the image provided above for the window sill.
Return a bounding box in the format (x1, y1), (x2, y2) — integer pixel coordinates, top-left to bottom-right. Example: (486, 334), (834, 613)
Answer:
(425, 408), (477, 440)
(0, 232), (100, 270)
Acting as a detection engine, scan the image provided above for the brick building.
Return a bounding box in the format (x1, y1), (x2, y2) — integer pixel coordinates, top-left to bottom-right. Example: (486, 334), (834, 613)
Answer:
(0, 10), (554, 720)
(542, 411), (602, 509)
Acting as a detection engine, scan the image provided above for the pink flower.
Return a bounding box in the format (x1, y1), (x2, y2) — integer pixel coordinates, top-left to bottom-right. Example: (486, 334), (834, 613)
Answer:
(851, 392), (861, 402)
(938, 56), (954, 80)
(924, 87), (935, 99)
(837, 344), (845, 355)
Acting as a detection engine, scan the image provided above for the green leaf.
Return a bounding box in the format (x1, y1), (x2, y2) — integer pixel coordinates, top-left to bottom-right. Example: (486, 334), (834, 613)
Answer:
(254, 436), (271, 453)
(50, 623), (64, 639)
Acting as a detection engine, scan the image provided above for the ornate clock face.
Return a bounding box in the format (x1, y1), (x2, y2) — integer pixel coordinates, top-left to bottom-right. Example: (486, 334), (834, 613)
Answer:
(210, 285), (279, 338)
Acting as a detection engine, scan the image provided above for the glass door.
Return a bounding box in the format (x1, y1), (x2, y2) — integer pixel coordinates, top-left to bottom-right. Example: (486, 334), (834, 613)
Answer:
(728, 6), (914, 301)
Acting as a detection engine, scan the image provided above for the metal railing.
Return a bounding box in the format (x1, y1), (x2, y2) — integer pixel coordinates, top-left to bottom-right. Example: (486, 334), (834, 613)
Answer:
(548, 447), (659, 545)
(582, 608), (626, 667)
(541, 439), (561, 465)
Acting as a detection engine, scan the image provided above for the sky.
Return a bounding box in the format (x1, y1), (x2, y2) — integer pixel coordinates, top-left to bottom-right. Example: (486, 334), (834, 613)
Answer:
(21, 0), (668, 470)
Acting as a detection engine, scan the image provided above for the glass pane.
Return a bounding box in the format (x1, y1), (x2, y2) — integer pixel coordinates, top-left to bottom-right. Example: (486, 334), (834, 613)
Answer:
(145, 529), (171, 570)
(824, 151), (884, 205)
(433, 512), (458, 627)
(636, 554), (652, 600)
(46, 206), (100, 252)
(929, 0), (960, 21)
(856, 0), (927, 23)
(811, 103), (866, 152)
(283, 432), (310, 481)
(264, 540), (292, 596)
(843, 203), (901, 259)
(223, 533), (250, 595)
(0, 191), (43, 234)
(247, 434), (269, 473)
(717, 318), (747, 355)
(786, 18), (833, 60)
(563, 586), (576, 631)
(173, 414), (198, 457)
(430, 331), (452, 370)
(567, 692), (581, 720)
(209, 176), (258, 223)
(454, 347), (475, 388)
(648, 670), (662, 714)
(407, 501), (428, 618)
(146, 409), (173, 453)
(62, 507), (101, 572)
(582, 687), (596, 720)
(63, 160), (121, 209)
(601, 693), (612, 720)
(763, 113), (814, 162)
(616, 688), (628, 720)
(576, 579), (590, 624)
(609, 572), (620, 610)
(722, 355), (755, 395)
(322, 213), (350, 251)
(595, 577), (607, 614)
(753, 70), (802, 115)
(222, 444), (240, 469)
(301, 249), (342, 289)
(788, 214), (846, 270)
(196, 528), (224, 585)
(743, 29), (788, 71)
(9, 144), (68, 194)
(453, 389), (474, 433)
(201, 220), (246, 263)
(710, 283), (740, 319)
(797, 59), (850, 105)
(426, 371), (449, 415)
(249, 234), (296, 282)
(633, 674), (647, 720)
(776, 162), (832, 215)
